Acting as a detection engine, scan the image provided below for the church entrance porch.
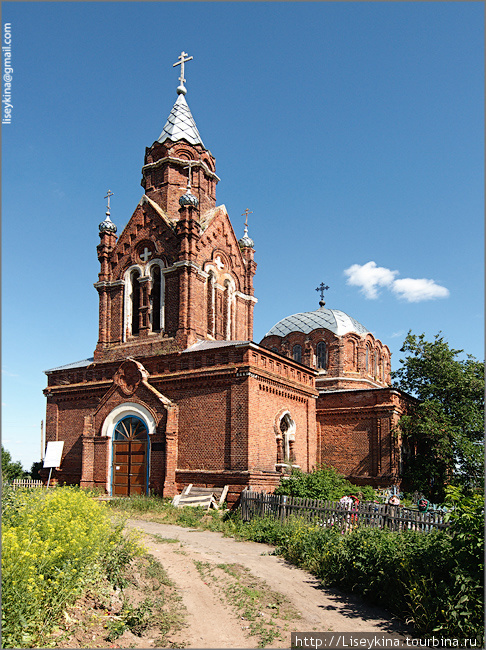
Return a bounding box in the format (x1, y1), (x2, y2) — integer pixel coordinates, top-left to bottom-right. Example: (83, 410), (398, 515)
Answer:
(112, 416), (149, 496)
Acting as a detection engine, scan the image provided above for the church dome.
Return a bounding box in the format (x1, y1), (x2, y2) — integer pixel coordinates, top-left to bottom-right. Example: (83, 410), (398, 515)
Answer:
(264, 306), (369, 338)
(99, 213), (117, 233)
(238, 225), (254, 249)
(179, 189), (199, 208)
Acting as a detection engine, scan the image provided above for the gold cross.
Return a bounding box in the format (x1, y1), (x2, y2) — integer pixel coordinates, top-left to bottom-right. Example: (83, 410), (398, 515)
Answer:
(242, 208), (253, 229)
(173, 51), (193, 86)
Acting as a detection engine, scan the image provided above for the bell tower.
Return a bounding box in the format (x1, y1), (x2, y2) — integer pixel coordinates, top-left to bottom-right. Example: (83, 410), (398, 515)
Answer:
(141, 52), (219, 220)
(93, 53), (257, 362)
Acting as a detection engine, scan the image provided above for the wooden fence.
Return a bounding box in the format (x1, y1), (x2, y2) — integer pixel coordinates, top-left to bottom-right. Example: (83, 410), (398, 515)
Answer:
(9, 478), (45, 490)
(239, 490), (449, 533)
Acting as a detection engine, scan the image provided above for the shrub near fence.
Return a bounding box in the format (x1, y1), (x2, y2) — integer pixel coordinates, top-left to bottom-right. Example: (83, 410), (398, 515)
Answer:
(240, 490), (449, 532)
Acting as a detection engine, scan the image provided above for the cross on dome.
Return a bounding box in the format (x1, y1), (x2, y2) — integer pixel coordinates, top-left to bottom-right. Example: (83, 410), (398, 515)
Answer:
(238, 208), (255, 250)
(173, 51), (193, 94)
(183, 160), (196, 190)
(104, 189), (114, 214)
(242, 208), (253, 229)
(316, 282), (330, 307)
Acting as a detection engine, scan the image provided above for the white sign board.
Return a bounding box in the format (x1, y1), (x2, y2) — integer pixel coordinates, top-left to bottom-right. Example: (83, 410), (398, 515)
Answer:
(43, 441), (64, 468)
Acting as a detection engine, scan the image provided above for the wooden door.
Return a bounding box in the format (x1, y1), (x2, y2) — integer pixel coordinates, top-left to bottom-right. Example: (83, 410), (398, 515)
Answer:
(112, 417), (148, 496)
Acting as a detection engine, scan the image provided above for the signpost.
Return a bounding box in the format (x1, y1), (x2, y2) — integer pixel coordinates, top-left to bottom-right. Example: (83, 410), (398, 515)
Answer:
(43, 441), (64, 488)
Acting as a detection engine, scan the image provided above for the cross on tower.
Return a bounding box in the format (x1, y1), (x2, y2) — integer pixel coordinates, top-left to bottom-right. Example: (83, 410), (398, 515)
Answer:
(104, 189), (114, 213)
(173, 51), (193, 87)
(242, 208), (253, 229)
(316, 282), (330, 305)
(183, 161), (196, 190)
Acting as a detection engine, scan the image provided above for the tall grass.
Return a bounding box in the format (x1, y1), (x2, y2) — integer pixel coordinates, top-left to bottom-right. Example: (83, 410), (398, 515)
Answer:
(1, 486), (139, 648)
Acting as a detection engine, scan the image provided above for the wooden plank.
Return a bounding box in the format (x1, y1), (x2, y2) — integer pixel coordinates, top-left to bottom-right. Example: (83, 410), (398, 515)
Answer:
(218, 485), (229, 506)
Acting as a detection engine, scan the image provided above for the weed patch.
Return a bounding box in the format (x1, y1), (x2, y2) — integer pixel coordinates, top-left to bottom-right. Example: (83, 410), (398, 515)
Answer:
(192, 560), (299, 647)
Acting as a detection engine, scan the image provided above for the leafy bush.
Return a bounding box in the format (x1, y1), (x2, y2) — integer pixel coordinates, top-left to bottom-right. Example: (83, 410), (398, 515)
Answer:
(274, 465), (376, 501)
(436, 486), (485, 639)
(1, 486), (139, 648)
(230, 504), (483, 641)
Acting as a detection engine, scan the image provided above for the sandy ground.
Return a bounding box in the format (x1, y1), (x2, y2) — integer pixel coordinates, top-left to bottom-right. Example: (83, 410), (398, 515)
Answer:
(126, 518), (413, 649)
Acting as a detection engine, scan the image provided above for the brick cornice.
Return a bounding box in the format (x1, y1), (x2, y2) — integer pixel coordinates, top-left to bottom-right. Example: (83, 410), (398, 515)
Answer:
(142, 156), (221, 182)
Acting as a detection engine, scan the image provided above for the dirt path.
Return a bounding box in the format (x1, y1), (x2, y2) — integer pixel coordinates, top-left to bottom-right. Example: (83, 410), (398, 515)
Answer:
(126, 518), (413, 648)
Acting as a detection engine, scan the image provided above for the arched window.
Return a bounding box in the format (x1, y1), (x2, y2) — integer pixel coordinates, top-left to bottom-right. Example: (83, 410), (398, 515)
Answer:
(150, 265), (162, 332)
(292, 344), (302, 363)
(224, 278), (235, 341)
(347, 339), (357, 370)
(131, 269), (141, 335)
(114, 416), (148, 441)
(365, 345), (370, 372)
(207, 271), (216, 337)
(316, 341), (327, 369)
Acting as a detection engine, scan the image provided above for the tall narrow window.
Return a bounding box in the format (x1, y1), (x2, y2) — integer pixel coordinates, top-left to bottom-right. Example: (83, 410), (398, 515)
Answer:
(224, 279), (235, 341)
(316, 341), (327, 369)
(151, 265), (161, 332)
(131, 270), (140, 335)
(292, 344), (302, 363)
(207, 271), (215, 337)
(366, 345), (370, 372)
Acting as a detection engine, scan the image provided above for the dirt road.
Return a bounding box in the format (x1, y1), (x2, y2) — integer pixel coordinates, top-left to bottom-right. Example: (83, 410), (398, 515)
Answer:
(126, 518), (412, 648)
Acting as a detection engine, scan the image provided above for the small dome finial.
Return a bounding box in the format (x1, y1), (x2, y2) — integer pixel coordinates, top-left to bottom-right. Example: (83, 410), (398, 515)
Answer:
(316, 282), (330, 307)
(99, 189), (117, 233)
(238, 208), (254, 249)
(179, 160), (199, 208)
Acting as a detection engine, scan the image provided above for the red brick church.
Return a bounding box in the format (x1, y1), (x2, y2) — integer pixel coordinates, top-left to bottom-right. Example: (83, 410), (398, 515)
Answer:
(43, 54), (408, 503)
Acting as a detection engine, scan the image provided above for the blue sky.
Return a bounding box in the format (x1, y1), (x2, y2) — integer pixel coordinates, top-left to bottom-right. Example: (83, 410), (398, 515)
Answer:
(2, 2), (484, 471)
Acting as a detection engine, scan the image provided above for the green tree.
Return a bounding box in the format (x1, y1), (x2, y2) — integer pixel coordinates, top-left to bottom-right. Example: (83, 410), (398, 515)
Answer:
(1, 446), (28, 482)
(29, 460), (44, 481)
(392, 332), (484, 501)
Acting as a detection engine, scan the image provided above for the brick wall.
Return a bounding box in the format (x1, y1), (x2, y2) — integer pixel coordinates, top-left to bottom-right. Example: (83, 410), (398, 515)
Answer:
(317, 388), (409, 487)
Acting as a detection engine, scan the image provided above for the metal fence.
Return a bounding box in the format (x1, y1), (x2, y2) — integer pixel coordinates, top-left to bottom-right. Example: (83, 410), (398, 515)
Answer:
(239, 490), (449, 533)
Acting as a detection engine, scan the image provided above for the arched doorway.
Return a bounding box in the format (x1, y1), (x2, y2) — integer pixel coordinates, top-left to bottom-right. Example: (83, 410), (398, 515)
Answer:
(112, 415), (149, 496)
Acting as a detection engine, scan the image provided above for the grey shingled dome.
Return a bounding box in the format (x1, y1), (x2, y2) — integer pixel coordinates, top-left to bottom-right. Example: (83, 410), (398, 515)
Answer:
(265, 306), (369, 338)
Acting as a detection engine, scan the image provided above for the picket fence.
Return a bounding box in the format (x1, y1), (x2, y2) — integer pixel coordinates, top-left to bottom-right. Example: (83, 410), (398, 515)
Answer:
(10, 478), (44, 490)
(239, 490), (449, 533)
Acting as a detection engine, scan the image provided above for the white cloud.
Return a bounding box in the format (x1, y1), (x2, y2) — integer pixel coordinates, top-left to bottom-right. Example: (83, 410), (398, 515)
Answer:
(2, 369), (18, 377)
(344, 261), (398, 299)
(392, 278), (450, 302)
(344, 261), (450, 303)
